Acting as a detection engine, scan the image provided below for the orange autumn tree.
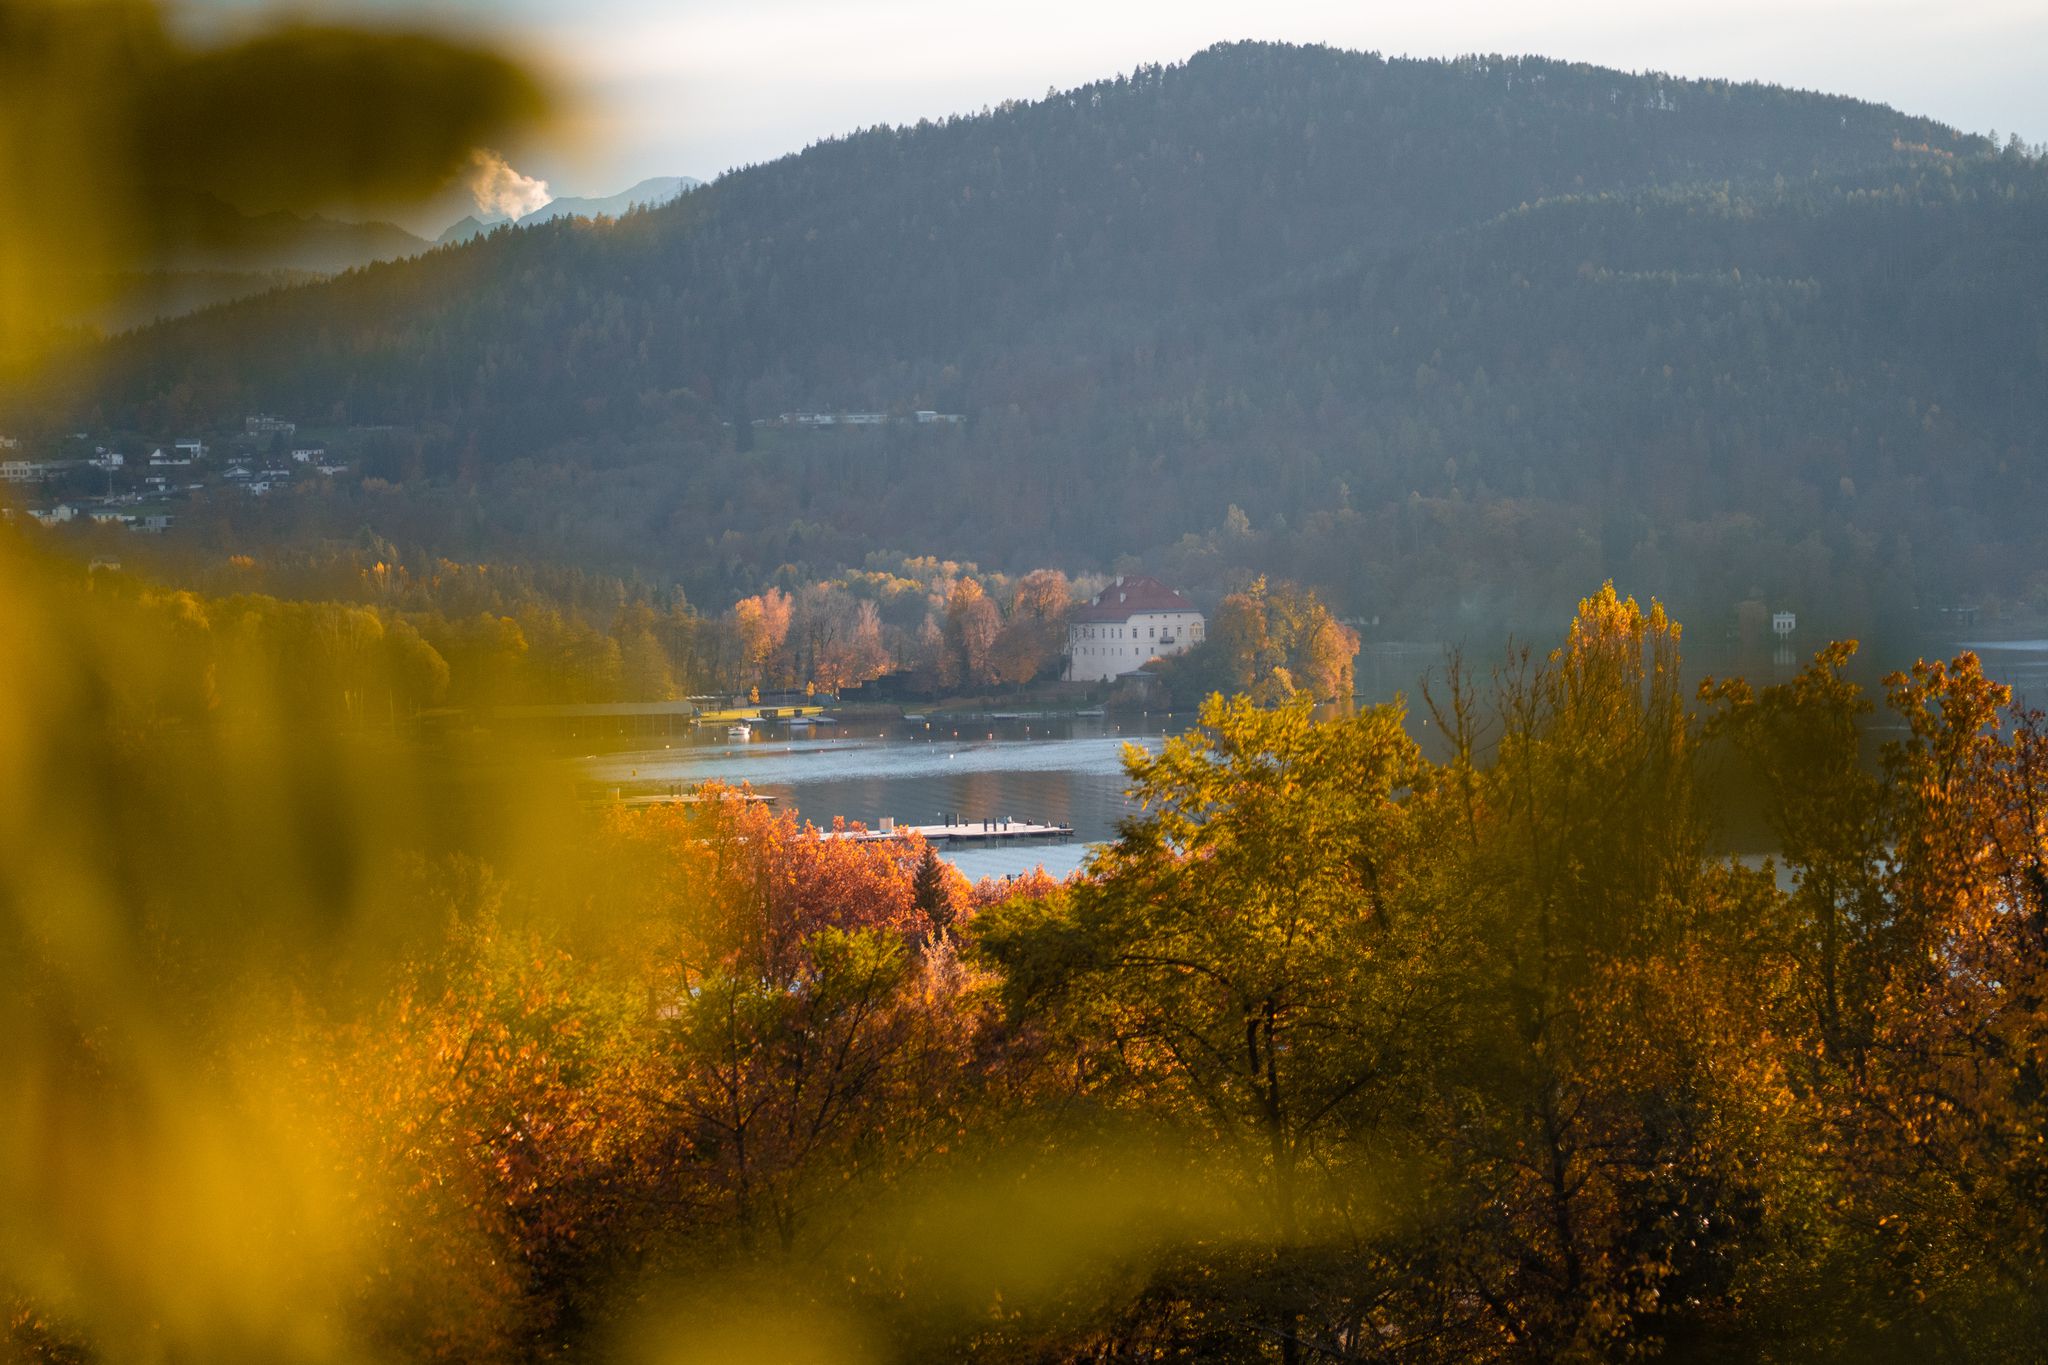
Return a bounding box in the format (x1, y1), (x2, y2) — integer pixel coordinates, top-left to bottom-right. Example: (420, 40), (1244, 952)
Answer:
(1863, 658), (2048, 1353)
(1152, 576), (1358, 707)
(309, 794), (997, 1361)
(1409, 583), (1778, 1360)
(319, 859), (641, 1362)
(597, 795), (986, 1265)
(730, 588), (793, 689)
(975, 692), (1461, 1360)
(944, 578), (1002, 688)
(1711, 649), (2048, 1355)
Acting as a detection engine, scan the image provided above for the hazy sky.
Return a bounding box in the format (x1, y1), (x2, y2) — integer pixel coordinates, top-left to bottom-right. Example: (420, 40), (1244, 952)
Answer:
(337, 0), (2047, 218)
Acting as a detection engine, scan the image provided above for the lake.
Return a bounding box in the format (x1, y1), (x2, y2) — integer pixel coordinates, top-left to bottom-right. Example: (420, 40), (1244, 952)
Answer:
(580, 642), (1457, 879)
(1958, 638), (2048, 706)
(578, 636), (2048, 882)
(582, 711), (1193, 880)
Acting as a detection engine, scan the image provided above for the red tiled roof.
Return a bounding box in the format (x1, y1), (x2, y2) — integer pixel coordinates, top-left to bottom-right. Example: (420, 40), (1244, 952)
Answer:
(1069, 575), (1196, 624)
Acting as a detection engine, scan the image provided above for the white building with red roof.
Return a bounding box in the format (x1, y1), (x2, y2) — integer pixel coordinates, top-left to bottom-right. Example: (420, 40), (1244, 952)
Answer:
(1065, 575), (1204, 683)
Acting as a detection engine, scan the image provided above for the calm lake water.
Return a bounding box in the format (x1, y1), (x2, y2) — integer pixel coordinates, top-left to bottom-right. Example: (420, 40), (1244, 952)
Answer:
(1958, 638), (2048, 706)
(578, 637), (2047, 883)
(577, 646), (1450, 880)
(583, 713), (1188, 880)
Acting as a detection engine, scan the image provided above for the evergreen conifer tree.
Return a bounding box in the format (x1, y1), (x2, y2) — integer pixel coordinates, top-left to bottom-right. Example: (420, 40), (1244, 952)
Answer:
(911, 842), (953, 941)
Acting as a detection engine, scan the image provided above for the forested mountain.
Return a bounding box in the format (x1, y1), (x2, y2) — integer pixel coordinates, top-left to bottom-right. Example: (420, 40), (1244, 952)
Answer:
(26, 42), (2048, 632)
(141, 189), (433, 273)
(62, 192), (432, 329)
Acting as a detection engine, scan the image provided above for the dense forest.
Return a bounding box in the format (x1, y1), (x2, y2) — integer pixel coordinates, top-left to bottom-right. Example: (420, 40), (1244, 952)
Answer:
(58, 542), (1085, 708)
(12, 539), (2048, 1362)
(17, 43), (2047, 635)
(44, 538), (1367, 713)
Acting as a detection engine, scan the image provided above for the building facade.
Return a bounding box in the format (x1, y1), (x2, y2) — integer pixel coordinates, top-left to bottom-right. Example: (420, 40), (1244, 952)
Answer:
(1065, 575), (1204, 683)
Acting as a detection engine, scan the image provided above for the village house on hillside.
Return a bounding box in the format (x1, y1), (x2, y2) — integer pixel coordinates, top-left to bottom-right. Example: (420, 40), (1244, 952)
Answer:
(1065, 575), (1204, 683)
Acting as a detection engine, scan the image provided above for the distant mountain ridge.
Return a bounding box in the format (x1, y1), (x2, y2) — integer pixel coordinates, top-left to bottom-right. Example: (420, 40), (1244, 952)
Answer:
(150, 189), (431, 273)
(435, 176), (703, 246)
(94, 177), (702, 325)
(34, 43), (2048, 629)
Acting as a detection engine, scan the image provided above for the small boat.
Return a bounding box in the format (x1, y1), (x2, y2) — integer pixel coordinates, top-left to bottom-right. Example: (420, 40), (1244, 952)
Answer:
(787, 715), (815, 729)
(726, 723), (751, 741)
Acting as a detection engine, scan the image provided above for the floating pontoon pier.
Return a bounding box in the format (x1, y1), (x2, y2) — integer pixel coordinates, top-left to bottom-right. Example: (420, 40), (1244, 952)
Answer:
(823, 818), (1074, 844)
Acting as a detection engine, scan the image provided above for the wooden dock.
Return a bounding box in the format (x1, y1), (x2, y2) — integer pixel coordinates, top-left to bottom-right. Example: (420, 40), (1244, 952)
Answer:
(823, 819), (1074, 845)
(581, 782), (775, 809)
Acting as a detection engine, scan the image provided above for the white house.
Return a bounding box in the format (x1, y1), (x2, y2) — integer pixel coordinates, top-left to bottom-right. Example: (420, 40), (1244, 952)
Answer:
(1065, 575), (1204, 683)
(1772, 611), (1797, 638)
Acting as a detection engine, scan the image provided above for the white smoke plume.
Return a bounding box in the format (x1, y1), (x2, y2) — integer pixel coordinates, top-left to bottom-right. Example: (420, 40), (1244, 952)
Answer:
(464, 148), (551, 221)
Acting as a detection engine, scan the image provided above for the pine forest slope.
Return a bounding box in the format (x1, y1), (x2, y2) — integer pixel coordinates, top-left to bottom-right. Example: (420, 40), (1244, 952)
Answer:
(29, 42), (2048, 631)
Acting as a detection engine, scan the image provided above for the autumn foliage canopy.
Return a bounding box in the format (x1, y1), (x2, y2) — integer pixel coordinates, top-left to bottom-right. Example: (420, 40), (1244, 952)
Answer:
(6, 557), (2048, 1362)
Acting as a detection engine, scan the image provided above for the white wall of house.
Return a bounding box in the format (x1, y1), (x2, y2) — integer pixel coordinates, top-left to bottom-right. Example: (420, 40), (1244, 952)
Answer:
(1065, 610), (1205, 683)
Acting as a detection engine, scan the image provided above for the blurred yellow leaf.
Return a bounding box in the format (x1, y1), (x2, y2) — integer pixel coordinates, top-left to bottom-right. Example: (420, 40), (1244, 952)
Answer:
(0, 0), (551, 375)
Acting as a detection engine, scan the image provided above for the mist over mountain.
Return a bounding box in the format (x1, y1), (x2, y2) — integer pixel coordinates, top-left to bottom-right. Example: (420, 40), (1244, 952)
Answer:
(37, 42), (2048, 632)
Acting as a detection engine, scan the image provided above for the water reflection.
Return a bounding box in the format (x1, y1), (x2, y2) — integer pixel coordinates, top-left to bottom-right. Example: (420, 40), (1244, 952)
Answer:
(586, 715), (1186, 879)
(584, 644), (1459, 879)
(582, 637), (2048, 882)
(1960, 639), (2048, 707)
